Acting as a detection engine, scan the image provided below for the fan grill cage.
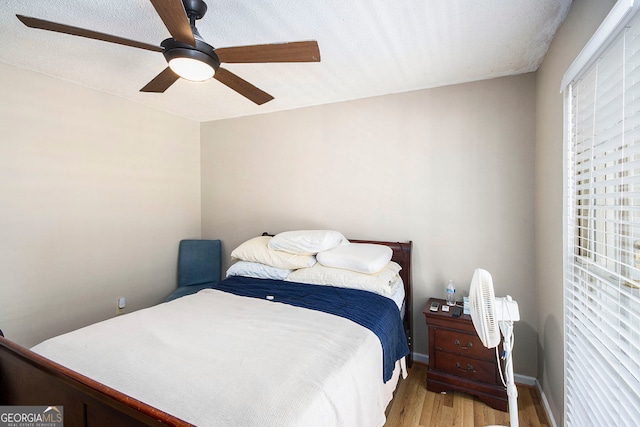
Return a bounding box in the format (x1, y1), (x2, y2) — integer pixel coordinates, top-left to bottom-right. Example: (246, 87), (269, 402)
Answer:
(469, 269), (500, 348)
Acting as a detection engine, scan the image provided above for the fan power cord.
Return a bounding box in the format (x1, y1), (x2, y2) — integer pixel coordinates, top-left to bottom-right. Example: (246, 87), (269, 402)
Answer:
(495, 320), (515, 388)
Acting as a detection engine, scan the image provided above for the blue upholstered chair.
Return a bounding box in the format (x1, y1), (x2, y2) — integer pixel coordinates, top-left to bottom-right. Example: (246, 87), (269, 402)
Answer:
(165, 239), (222, 302)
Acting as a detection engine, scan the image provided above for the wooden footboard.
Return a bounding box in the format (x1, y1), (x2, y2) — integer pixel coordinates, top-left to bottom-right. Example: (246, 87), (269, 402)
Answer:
(0, 333), (192, 426)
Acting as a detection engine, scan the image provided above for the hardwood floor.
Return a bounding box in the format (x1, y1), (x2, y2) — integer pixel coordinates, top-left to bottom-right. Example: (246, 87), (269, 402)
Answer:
(384, 363), (551, 427)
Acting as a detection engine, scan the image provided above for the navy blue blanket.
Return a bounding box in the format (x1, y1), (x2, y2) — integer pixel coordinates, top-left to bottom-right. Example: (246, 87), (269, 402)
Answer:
(213, 276), (409, 382)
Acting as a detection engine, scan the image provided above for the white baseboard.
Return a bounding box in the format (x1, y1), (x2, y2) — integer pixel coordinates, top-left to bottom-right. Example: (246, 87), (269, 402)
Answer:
(412, 351), (429, 365)
(514, 373), (536, 386)
(410, 352), (555, 426)
(535, 379), (558, 427)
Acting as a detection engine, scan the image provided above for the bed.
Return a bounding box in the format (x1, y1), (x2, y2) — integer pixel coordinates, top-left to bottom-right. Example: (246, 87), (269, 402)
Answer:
(0, 235), (412, 427)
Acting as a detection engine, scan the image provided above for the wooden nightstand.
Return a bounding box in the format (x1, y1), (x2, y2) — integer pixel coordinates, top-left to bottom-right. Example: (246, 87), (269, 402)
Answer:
(423, 298), (507, 411)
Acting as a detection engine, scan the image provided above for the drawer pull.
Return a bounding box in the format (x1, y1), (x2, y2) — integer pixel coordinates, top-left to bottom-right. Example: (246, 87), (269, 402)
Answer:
(454, 339), (473, 350)
(455, 362), (474, 372)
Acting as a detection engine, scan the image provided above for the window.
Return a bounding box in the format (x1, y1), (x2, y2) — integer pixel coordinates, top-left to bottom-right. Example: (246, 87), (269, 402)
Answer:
(563, 1), (640, 425)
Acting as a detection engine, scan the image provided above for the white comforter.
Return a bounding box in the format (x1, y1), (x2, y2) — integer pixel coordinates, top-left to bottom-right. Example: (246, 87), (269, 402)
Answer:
(32, 289), (401, 427)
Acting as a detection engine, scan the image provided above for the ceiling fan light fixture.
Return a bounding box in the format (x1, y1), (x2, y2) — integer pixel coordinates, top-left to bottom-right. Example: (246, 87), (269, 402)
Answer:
(162, 38), (220, 82)
(169, 56), (214, 81)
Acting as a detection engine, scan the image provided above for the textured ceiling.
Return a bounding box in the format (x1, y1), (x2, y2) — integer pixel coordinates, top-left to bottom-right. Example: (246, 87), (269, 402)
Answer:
(0, 0), (572, 122)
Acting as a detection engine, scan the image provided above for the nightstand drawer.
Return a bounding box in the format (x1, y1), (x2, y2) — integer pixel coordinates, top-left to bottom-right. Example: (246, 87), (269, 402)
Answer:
(434, 328), (488, 360)
(435, 352), (497, 384)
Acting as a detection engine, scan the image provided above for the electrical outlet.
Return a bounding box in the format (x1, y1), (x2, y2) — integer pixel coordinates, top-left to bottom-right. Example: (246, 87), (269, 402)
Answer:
(116, 297), (126, 315)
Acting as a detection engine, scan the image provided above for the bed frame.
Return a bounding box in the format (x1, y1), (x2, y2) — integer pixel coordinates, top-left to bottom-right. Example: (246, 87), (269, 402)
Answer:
(0, 239), (412, 426)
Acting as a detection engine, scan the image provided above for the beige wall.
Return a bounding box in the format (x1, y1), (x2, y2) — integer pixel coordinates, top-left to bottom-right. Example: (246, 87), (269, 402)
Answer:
(535, 0), (616, 424)
(1, 2), (616, 415)
(0, 63), (202, 348)
(201, 73), (538, 377)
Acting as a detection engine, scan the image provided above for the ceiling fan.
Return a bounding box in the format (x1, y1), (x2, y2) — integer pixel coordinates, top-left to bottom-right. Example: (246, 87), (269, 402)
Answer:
(16, 0), (321, 105)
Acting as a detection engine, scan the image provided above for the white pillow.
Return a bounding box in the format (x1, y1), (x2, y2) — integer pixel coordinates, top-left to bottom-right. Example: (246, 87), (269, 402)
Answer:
(286, 261), (402, 297)
(231, 236), (316, 270)
(317, 243), (393, 274)
(226, 261), (292, 281)
(268, 230), (349, 255)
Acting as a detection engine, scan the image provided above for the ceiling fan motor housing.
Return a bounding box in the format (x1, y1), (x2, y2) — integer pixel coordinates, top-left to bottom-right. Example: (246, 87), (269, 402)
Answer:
(183, 0), (208, 20)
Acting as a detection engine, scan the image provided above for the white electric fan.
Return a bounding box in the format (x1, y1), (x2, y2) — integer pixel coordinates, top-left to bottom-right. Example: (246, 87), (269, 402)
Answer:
(469, 268), (520, 427)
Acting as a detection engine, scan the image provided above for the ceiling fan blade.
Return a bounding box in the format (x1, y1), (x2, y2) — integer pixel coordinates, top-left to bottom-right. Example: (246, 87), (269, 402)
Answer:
(149, 0), (195, 46)
(16, 15), (162, 52)
(140, 67), (180, 93)
(215, 41), (320, 63)
(214, 68), (274, 105)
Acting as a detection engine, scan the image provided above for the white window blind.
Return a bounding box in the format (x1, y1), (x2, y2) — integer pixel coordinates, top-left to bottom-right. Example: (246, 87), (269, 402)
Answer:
(564, 3), (640, 426)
